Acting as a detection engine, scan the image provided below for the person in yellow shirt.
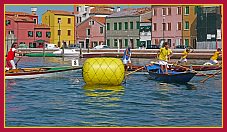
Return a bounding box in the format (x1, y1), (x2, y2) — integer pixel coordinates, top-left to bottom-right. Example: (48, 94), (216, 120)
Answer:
(157, 42), (172, 74)
(177, 48), (191, 65)
(210, 48), (222, 65)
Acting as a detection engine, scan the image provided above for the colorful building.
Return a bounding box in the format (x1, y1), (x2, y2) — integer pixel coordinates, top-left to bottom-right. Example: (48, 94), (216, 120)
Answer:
(42, 10), (75, 47)
(76, 16), (105, 49)
(151, 6), (182, 48)
(182, 5), (197, 48)
(5, 11), (50, 50)
(106, 7), (152, 49)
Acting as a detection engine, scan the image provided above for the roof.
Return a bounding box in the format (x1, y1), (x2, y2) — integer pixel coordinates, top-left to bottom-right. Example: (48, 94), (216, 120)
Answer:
(107, 7), (152, 18)
(5, 11), (38, 16)
(47, 10), (74, 16)
(6, 16), (34, 22)
(90, 7), (114, 15)
(90, 5), (115, 9)
(141, 18), (152, 23)
(34, 24), (50, 29)
(91, 16), (106, 25)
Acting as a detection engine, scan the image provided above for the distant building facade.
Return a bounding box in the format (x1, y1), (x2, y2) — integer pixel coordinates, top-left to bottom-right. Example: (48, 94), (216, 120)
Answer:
(151, 6), (182, 48)
(182, 5), (197, 48)
(76, 16), (105, 48)
(42, 10), (75, 47)
(196, 6), (222, 49)
(106, 7), (152, 49)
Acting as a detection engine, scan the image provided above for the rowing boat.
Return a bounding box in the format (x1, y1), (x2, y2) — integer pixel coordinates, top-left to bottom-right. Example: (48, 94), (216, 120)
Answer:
(146, 65), (196, 83)
(5, 66), (82, 79)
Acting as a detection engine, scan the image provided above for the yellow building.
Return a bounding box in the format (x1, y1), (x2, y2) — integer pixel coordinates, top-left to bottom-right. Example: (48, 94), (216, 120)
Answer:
(182, 6), (197, 48)
(42, 10), (75, 47)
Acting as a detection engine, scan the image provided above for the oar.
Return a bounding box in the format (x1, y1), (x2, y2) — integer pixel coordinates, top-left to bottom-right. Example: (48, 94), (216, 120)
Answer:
(200, 70), (222, 83)
(15, 57), (22, 68)
(126, 64), (152, 76)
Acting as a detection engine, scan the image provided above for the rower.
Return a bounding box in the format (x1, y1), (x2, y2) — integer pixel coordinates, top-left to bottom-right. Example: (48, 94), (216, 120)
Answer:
(177, 48), (192, 65)
(209, 48), (222, 65)
(157, 42), (172, 74)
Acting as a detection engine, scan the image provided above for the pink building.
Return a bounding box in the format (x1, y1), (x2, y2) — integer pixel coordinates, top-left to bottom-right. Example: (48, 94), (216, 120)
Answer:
(5, 11), (50, 48)
(152, 6), (183, 48)
(76, 16), (105, 48)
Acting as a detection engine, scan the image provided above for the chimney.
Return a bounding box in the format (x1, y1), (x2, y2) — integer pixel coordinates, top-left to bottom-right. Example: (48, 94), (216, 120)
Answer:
(117, 7), (121, 12)
(31, 7), (37, 15)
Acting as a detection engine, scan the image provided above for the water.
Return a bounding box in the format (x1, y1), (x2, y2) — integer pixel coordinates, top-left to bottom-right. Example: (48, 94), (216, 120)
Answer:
(5, 57), (222, 127)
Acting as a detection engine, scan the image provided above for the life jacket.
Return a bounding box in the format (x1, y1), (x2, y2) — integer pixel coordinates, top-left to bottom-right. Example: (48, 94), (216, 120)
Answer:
(6, 48), (15, 61)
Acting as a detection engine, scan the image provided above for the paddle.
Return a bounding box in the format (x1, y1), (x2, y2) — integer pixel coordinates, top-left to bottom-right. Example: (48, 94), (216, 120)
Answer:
(200, 70), (222, 83)
(126, 64), (152, 76)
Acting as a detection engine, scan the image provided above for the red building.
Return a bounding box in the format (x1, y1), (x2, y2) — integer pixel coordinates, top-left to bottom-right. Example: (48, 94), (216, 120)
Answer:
(76, 16), (105, 48)
(5, 12), (50, 48)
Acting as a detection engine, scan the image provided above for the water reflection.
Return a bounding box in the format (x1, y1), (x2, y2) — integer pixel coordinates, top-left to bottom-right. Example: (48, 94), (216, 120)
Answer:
(82, 85), (125, 126)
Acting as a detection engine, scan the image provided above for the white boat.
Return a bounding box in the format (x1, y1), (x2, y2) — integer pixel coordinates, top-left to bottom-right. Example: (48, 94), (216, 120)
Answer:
(53, 49), (80, 57)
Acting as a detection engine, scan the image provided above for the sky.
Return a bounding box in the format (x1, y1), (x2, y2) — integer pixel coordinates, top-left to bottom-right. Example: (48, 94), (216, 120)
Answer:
(5, 5), (147, 23)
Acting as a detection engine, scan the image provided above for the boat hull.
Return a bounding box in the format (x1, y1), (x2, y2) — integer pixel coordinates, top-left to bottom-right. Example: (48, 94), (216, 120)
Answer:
(148, 71), (196, 83)
(5, 66), (82, 79)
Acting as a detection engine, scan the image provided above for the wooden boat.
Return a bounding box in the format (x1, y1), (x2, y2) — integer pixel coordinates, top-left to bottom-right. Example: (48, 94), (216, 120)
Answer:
(25, 53), (59, 57)
(127, 64), (221, 72)
(146, 65), (196, 83)
(5, 66), (82, 79)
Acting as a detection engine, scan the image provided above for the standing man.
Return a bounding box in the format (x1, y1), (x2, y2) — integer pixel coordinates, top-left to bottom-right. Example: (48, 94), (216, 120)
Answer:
(157, 42), (172, 74)
(6, 43), (20, 70)
(122, 47), (132, 69)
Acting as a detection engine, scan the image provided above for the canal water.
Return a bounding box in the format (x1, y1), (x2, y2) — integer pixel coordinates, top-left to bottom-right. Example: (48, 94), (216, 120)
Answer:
(5, 57), (222, 127)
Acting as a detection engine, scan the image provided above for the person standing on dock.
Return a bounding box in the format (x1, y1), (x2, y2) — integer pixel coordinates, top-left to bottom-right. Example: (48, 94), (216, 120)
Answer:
(122, 47), (132, 69)
(177, 48), (192, 65)
(209, 48), (222, 65)
(157, 42), (172, 74)
(5, 43), (21, 70)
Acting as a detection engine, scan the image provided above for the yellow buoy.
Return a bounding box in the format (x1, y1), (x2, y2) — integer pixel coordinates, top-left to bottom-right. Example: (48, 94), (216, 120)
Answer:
(83, 58), (125, 85)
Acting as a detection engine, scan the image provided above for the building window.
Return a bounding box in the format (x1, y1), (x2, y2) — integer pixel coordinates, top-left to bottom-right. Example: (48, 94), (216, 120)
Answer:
(114, 39), (118, 47)
(76, 17), (79, 23)
(68, 18), (71, 24)
(107, 23), (110, 30)
(114, 22), (117, 30)
(125, 39), (128, 47)
(177, 7), (182, 15)
(184, 21), (189, 30)
(68, 30), (71, 36)
(107, 39), (110, 46)
(162, 8), (166, 16)
(46, 32), (51, 38)
(136, 39), (140, 47)
(6, 20), (11, 26)
(153, 23), (157, 31)
(130, 22), (133, 29)
(86, 29), (90, 36)
(185, 39), (189, 46)
(28, 31), (33, 37)
(90, 20), (94, 25)
(100, 27), (103, 34)
(58, 18), (61, 23)
(33, 18), (37, 24)
(58, 30), (61, 35)
(36, 31), (42, 37)
(167, 7), (171, 15)
(155, 39), (159, 44)
(194, 6), (199, 14)
(167, 23), (171, 31)
(185, 6), (189, 15)
(136, 21), (140, 29)
(8, 30), (14, 34)
(76, 7), (80, 12)
(153, 8), (157, 16)
(177, 22), (182, 30)
(118, 22), (122, 30)
(162, 23), (166, 31)
(124, 22), (128, 30)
